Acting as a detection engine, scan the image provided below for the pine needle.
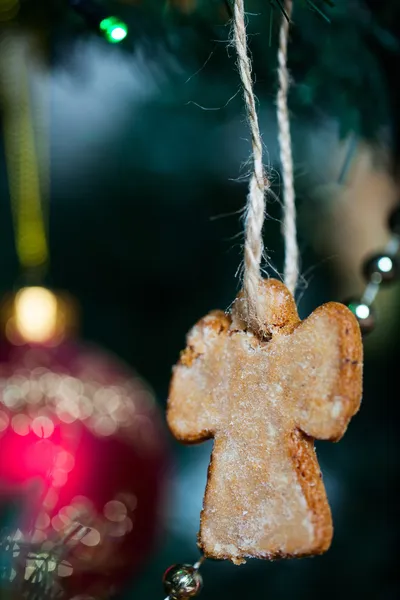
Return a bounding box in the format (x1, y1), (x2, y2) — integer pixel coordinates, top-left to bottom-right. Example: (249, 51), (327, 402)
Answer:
(273, 0), (290, 22)
(268, 0), (335, 25)
(306, 0), (332, 23)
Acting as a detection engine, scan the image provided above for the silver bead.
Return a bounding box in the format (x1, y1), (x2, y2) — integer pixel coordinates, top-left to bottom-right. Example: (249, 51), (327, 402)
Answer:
(363, 253), (398, 284)
(345, 298), (376, 335)
(163, 564), (203, 599)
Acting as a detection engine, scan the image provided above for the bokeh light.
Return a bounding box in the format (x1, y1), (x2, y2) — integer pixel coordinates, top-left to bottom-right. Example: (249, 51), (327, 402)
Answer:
(14, 287), (58, 343)
(58, 561), (73, 578)
(355, 303), (370, 320)
(55, 450), (75, 473)
(99, 17), (128, 44)
(11, 414), (30, 436)
(103, 500), (127, 523)
(35, 512), (51, 530)
(81, 528), (101, 547)
(377, 256), (393, 273)
(31, 415), (54, 438)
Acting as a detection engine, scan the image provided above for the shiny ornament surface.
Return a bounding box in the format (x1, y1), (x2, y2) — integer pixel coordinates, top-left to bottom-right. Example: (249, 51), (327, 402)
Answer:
(362, 253), (398, 284)
(163, 564), (203, 599)
(345, 299), (376, 335)
(0, 341), (169, 599)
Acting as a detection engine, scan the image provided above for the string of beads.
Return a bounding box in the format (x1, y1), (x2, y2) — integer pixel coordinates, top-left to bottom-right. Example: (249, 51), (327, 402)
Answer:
(344, 205), (400, 335)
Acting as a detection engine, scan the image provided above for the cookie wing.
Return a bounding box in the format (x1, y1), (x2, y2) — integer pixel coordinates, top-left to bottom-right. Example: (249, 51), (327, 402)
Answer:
(289, 302), (363, 441)
(167, 310), (230, 444)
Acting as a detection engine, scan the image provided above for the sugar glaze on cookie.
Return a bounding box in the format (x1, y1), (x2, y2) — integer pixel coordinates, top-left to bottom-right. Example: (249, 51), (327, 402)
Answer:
(167, 279), (363, 564)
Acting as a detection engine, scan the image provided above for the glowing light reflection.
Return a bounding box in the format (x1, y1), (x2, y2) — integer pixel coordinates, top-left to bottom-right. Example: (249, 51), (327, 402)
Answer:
(55, 450), (75, 473)
(60, 376), (83, 395)
(14, 287), (58, 343)
(71, 495), (93, 512)
(81, 528), (101, 547)
(58, 561), (73, 577)
(0, 367), (156, 444)
(55, 398), (79, 423)
(43, 488), (58, 510)
(31, 415), (54, 438)
(108, 517), (133, 538)
(52, 470), (68, 488)
(92, 415), (117, 437)
(3, 385), (22, 409)
(77, 395), (93, 419)
(377, 256), (393, 273)
(11, 414), (30, 436)
(355, 303), (370, 320)
(35, 512), (50, 530)
(58, 506), (77, 526)
(39, 372), (61, 394)
(103, 500), (127, 523)
(51, 515), (64, 532)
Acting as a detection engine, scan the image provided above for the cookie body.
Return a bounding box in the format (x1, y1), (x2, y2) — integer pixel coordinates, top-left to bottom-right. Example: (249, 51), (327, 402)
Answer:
(167, 279), (363, 564)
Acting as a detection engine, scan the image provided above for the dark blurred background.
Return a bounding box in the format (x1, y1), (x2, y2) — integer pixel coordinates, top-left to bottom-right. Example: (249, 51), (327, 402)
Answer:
(0, 1), (399, 599)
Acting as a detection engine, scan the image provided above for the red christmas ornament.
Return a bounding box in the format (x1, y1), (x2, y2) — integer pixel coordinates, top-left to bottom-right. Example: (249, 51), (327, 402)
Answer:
(0, 339), (169, 599)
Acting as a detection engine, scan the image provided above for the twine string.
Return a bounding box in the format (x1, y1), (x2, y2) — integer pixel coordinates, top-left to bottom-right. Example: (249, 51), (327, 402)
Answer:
(276, 0), (298, 294)
(232, 0), (270, 333)
(232, 0), (298, 330)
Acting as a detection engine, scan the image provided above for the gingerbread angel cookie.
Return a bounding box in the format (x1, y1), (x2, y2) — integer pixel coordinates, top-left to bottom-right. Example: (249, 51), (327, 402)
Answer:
(167, 279), (363, 564)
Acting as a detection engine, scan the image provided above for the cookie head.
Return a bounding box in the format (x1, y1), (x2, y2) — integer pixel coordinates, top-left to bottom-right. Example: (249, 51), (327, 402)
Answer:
(231, 279), (299, 335)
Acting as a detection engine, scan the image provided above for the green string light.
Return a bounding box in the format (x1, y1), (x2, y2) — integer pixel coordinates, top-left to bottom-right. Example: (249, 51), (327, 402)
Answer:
(99, 17), (128, 44)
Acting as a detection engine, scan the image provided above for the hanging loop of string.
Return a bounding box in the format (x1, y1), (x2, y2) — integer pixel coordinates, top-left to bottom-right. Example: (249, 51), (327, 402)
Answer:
(232, 0), (270, 334)
(276, 0), (299, 294)
(232, 0), (298, 332)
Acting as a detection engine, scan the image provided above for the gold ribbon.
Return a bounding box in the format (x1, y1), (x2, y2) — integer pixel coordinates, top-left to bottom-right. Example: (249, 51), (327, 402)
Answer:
(0, 32), (49, 272)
